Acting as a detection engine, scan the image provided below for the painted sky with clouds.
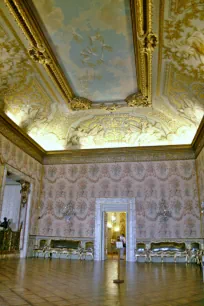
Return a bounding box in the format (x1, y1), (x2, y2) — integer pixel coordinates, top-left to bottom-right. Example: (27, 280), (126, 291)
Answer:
(33, 0), (137, 102)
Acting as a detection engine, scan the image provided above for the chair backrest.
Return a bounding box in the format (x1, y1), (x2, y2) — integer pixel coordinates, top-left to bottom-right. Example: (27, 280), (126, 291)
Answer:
(50, 240), (80, 249)
(191, 242), (200, 251)
(136, 243), (146, 252)
(150, 242), (185, 252)
(85, 241), (94, 249)
(39, 240), (47, 248)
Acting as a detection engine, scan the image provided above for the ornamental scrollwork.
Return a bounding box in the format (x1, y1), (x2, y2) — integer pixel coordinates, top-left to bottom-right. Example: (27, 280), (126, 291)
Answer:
(125, 92), (151, 107)
(19, 180), (30, 207)
(99, 104), (121, 112)
(144, 33), (158, 54)
(28, 45), (51, 65)
(70, 97), (92, 110)
(130, 0), (158, 104)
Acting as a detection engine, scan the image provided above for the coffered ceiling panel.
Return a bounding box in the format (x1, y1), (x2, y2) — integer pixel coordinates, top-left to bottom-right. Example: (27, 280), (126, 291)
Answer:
(33, 0), (137, 103)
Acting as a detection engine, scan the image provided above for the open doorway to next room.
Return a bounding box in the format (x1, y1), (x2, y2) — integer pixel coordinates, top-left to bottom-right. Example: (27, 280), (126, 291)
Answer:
(105, 212), (126, 260)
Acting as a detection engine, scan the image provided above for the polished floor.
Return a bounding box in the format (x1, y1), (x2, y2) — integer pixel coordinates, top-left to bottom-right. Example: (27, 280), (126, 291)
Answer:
(0, 258), (204, 306)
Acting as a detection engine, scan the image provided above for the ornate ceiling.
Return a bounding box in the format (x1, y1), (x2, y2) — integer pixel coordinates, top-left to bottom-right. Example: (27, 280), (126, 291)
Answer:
(0, 0), (203, 151)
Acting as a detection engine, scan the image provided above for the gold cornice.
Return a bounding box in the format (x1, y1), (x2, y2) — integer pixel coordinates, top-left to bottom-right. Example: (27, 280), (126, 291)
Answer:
(46, 144), (193, 155)
(0, 112), (45, 163)
(4, 0), (74, 103)
(129, 0), (158, 104)
(192, 116), (204, 158)
(43, 145), (195, 164)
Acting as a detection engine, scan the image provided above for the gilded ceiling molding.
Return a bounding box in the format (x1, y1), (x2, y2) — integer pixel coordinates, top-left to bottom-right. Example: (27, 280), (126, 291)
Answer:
(0, 112), (44, 163)
(43, 146), (195, 165)
(156, 0), (165, 96)
(4, 0), (74, 103)
(129, 0), (158, 104)
(70, 97), (92, 111)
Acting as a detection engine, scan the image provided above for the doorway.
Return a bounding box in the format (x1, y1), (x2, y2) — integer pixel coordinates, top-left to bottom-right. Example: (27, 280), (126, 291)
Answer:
(94, 198), (136, 262)
(106, 212), (126, 260)
(0, 165), (33, 258)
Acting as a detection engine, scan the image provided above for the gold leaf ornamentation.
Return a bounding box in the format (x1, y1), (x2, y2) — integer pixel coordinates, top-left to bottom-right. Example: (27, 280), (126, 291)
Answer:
(28, 45), (51, 65)
(164, 0), (204, 80)
(70, 97), (92, 111)
(131, 0), (158, 103)
(125, 93), (151, 107)
(0, 20), (33, 95)
(4, 0), (73, 102)
(145, 33), (158, 53)
(99, 104), (120, 112)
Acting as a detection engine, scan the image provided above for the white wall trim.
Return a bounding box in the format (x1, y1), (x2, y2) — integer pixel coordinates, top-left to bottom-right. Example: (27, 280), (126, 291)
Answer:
(94, 198), (136, 262)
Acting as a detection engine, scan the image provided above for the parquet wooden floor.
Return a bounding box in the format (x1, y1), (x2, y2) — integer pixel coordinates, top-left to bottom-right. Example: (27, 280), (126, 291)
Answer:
(0, 258), (203, 306)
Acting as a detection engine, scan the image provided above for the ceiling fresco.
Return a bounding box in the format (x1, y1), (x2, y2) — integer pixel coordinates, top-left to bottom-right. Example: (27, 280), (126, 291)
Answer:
(33, 0), (137, 103)
(0, 0), (203, 151)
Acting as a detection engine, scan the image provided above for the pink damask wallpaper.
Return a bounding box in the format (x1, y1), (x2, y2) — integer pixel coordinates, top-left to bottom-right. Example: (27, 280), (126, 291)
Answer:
(196, 147), (204, 207)
(39, 160), (201, 239)
(0, 134), (42, 234)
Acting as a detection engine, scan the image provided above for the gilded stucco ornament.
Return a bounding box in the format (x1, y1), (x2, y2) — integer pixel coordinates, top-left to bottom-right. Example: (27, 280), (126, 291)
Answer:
(70, 97), (92, 110)
(163, 0), (204, 80)
(144, 33), (158, 53)
(28, 45), (51, 65)
(19, 180), (30, 207)
(125, 92), (150, 107)
(4, 0), (73, 102)
(99, 104), (120, 111)
(130, 0), (158, 103)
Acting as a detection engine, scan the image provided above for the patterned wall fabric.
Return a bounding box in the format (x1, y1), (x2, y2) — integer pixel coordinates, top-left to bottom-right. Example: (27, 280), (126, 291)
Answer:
(0, 134), (42, 234)
(40, 160), (201, 239)
(196, 147), (204, 215)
